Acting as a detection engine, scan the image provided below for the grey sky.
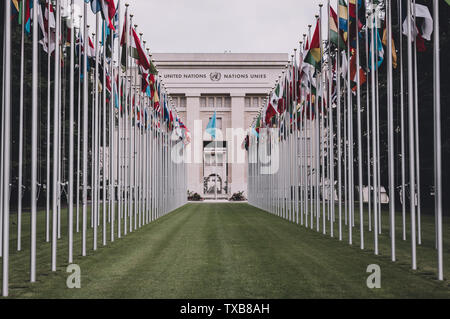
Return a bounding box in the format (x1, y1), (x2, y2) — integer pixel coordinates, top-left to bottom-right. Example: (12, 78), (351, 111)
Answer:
(75, 0), (327, 55)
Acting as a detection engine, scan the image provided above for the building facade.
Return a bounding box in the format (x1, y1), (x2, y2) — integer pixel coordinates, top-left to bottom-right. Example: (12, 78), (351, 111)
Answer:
(153, 53), (288, 198)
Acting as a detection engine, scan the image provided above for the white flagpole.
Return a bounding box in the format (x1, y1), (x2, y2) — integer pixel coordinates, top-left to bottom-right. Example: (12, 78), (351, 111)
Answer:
(102, 20), (107, 246)
(82, 10), (89, 257)
(93, 16), (99, 251)
(370, 0), (379, 255)
(68, 0), (75, 263)
(2, 0), (12, 297)
(365, 15), (372, 233)
(17, 0), (26, 252)
(398, 0), (406, 241)
(355, 0), (364, 250)
(412, 0), (421, 245)
(51, 0), (61, 271)
(386, 0), (395, 261)
(46, 2), (52, 243)
(77, 17), (82, 234)
(335, 4), (342, 240)
(407, 0), (417, 270)
(346, 1), (354, 243)
(432, 0), (443, 281)
(0, 2), (6, 259)
(109, 23), (115, 243)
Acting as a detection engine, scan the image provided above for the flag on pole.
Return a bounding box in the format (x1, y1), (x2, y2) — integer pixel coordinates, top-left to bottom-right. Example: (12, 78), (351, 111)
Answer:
(45, 1), (56, 29)
(349, 53), (367, 92)
(402, 3), (433, 52)
(382, 26), (398, 69)
(25, 0), (33, 34)
(338, 0), (348, 32)
(369, 27), (384, 70)
(100, 0), (116, 31)
(330, 6), (347, 50)
(12, 0), (20, 17)
(206, 111), (217, 139)
(90, 0), (102, 14)
(304, 19), (321, 70)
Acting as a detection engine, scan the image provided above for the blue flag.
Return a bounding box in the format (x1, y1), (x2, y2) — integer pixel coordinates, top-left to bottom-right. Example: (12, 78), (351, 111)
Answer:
(206, 111), (217, 140)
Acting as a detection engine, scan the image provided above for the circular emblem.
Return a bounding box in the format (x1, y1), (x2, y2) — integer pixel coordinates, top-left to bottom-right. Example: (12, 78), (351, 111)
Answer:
(210, 72), (222, 82)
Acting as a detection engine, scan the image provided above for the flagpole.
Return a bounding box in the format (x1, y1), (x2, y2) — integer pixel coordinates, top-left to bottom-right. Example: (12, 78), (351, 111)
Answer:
(93, 15), (99, 251)
(109, 17), (116, 243)
(412, 0), (421, 245)
(82, 10), (89, 257)
(327, 0), (334, 237)
(17, 0), (26, 252)
(0, 1), (5, 259)
(0, 6), (5, 259)
(77, 16), (82, 235)
(46, 1), (52, 243)
(68, 0), (75, 263)
(335, 0), (342, 241)
(370, 0), (379, 255)
(2, 0), (12, 297)
(346, 2), (352, 244)
(406, 0), (417, 270)
(354, 0), (364, 250)
(102, 20), (107, 246)
(365, 11), (372, 233)
(51, 0), (61, 271)
(398, 0), (406, 241)
(386, 0), (395, 261)
(432, 0), (443, 281)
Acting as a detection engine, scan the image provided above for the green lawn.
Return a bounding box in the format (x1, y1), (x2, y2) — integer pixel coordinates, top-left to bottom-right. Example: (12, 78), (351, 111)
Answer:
(1, 203), (449, 298)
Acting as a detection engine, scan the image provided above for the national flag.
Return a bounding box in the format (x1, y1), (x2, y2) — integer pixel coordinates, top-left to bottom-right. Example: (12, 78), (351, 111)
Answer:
(90, 0), (102, 14)
(88, 36), (96, 57)
(45, 1), (56, 29)
(130, 27), (151, 71)
(100, 0), (116, 31)
(113, 0), (120, 38)
(330, 6), (346, 50)
(402, 2), (433, 52)
(382, 26), (398, 69)
(349, 53), (367, 92)
(25, 0), (33, 34)
(206, 111), (217, 139)
(37, 3), (56, 54)
(12, 0), (20, 18)
(338, 0), (348, 32)
(369, 27), (384, 70)
(304, 19), (322, 70)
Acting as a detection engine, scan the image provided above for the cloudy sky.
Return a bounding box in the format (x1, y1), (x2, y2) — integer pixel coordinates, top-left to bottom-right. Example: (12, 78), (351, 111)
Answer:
(73, 0), (328, 55)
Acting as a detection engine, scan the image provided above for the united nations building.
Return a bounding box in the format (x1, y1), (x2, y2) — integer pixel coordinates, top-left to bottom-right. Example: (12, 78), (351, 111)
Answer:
(153, 53), (288, 199)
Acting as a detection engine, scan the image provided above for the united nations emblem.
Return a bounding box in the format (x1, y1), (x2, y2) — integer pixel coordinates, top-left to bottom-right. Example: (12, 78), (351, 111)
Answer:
(210, 72), (222, 82)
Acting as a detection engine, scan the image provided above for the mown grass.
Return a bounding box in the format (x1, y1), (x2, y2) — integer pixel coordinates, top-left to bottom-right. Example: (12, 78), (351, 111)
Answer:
(0, 203), (449, 298)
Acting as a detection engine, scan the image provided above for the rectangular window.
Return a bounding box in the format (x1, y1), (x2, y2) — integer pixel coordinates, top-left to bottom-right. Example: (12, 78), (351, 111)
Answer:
(245, 97), (251, 108)
(200, 97), (206, 108)
(224, 97), (231, 108)
(252, 97), (259, 108)
(208, 97), (215, 108)
(180, 97), (187, 108)
(216, 97), (223, 108)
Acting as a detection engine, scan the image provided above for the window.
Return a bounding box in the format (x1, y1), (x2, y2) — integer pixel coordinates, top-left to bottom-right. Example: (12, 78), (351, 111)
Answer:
(245, 98), (251, 108)
(208, 117), (222, 130)
(208, 97), (215, 108)
(200, 97), (206, 108)
(201, 96), (231, 108)
(245, 95), (266, 108)
(171, 96), (186, 109)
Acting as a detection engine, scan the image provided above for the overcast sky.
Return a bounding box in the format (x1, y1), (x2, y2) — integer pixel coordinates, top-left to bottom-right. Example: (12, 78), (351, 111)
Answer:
(73, 0), (328, 55)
